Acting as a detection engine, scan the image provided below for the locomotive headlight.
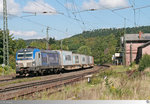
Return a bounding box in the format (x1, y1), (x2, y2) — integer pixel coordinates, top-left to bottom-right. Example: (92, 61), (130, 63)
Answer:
(32, 61), (36, 66)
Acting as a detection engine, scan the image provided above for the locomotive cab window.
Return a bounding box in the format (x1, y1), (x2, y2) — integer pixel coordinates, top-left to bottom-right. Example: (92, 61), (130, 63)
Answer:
(26, 53), (32, 57)
(18, 54), (24, 58)
(17, 52), (33, 59)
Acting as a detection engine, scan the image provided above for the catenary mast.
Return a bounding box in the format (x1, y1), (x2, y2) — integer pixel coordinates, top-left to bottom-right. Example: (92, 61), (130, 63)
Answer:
(3, 0), (9, 65)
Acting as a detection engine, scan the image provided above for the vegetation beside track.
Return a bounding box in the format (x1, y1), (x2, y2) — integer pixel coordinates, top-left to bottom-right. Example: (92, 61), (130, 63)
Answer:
(0, 65), (15, 76)
(16, 65), (150, 100)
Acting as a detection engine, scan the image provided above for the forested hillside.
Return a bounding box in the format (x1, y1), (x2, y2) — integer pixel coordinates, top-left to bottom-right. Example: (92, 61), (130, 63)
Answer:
(71, 26), (150, 38)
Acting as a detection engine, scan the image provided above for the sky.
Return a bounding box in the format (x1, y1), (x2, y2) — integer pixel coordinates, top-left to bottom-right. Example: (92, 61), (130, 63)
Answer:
(0, 0), (150, 40)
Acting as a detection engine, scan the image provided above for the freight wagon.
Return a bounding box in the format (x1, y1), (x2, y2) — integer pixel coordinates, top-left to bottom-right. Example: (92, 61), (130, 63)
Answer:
(16, 48), (94, 76)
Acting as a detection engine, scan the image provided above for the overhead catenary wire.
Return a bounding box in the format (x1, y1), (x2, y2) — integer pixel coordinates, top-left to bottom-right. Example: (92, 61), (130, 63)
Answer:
(55, 0), (85, 31)
(72, 4), (133, 24)
(72, 0), (87, 30)
(33, 0), (56, 12)
(3, 0), (108, 32)
(134, 4), (150, 10)
(23, 0), (63, 15)
(2, 0), (150, 40)
(5, 13), (68, 35)
(112, 6), (133, 11)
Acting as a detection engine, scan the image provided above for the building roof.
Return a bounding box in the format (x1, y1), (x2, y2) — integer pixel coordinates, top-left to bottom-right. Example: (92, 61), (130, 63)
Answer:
(125, 33), (150, 41)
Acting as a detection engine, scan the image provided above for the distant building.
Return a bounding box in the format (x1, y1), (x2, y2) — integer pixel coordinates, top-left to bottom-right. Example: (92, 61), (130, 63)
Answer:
(122, 32), (150, 66)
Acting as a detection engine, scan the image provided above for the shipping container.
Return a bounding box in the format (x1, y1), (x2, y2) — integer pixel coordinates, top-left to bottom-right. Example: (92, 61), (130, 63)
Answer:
(56, 50), (73, 66)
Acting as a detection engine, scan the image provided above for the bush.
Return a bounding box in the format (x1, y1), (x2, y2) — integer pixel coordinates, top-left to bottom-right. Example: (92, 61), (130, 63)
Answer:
(0, 65), (15, 75)
(138, 54), (150, 71)
(130, 62), (136, 68)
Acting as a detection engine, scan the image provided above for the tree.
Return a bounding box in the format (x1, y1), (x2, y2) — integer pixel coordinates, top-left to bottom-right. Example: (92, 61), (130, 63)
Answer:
(29, 41), (46, 49)
(92, 34), (117, 64)
(16, 38), (26, 50)
(49, 37), (56, 44)
(77, 46), (91, 55)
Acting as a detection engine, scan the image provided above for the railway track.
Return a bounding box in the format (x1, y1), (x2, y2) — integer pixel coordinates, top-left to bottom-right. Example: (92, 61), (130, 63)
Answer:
(0, 67), (95, 84)
(0, 66), (109, 100)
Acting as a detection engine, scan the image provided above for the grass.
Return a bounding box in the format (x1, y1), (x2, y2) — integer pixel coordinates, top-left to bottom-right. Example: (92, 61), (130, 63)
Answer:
(111, 65), (130, 73)
(15, 65), (150, 100)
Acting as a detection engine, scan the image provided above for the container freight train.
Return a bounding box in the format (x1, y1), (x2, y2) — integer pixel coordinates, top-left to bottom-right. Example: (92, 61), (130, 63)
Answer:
(16, 48), (94, 76)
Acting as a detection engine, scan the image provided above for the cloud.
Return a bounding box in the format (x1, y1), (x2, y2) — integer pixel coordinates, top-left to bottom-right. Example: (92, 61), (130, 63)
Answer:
(10, 30), (37, 37)
(82, 0), (100, 10)
(100, 0), (128, 8)
(23, 0), (56, 15)
(0, 0), (20, 16)
(10, 30), (44, 39)
(82, 0), (128, 10)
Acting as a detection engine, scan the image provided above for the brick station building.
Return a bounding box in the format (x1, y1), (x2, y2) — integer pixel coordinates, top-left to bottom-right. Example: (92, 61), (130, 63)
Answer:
(123, 32), (150, 66)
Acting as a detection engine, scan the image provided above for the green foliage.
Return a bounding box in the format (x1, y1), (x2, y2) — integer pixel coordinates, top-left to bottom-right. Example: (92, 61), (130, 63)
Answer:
(130, 62), (136, 69)
(49, 37), (56, 44)
(88, 76), (102, 85)
(138, 54), (150, 71)
(92, 34), (117, 64)
(77, 46), (91, 55)
(30, 41), (46, 49)
(16, 38), (26, 50)
(0, 65), (15, 75)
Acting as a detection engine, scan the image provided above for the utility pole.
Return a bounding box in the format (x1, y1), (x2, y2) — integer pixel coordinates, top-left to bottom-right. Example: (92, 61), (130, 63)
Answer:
(46, 27), (50, 50)
(122, 18), (126, 66)
(3, 0), (9, 66)
(130, 43), (132, 64)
